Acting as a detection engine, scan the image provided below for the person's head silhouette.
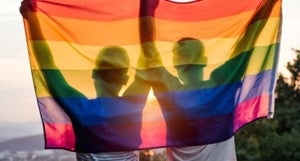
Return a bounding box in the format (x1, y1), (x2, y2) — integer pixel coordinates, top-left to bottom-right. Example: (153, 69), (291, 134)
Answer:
(92, 46), (130, 96)
(172, 38), (207, 87)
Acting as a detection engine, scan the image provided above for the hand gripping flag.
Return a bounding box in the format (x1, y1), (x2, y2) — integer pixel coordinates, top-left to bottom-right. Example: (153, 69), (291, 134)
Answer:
(20, 0), (282, 152)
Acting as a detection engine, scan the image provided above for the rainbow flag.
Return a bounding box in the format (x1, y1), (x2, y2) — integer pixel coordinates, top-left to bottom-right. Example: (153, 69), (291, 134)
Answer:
(20, 0), (282, 152)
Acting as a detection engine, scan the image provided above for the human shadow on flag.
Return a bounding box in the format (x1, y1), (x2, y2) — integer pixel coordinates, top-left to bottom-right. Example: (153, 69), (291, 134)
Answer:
(137, 0), (270, 146)
(23, 12), (151, 152)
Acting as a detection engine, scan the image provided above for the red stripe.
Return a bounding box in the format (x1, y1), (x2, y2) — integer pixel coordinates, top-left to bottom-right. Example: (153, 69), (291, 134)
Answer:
(44, 123), (75, 150)
(139, 121), (167, 149)
(233, 94), (270, 132)
(21, 0), (264, 21)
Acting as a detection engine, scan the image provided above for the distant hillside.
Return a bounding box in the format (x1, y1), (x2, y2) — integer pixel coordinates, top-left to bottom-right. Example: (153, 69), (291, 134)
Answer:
(0, 121), (43, 141)
(0, 134), (76, 161)
(0, 134), (44, 152)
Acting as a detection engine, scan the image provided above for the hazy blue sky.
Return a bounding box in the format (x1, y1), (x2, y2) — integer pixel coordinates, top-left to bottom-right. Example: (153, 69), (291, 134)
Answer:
(0, 0), (300, 124)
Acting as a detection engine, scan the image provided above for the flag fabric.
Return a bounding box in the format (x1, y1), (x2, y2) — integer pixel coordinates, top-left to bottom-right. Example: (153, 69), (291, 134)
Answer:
(20, 0), (282, 152)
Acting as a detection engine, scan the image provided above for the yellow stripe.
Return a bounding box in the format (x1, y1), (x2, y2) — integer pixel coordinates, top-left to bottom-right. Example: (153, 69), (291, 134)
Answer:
(32, 70), (51, 97)
(245, 44), (276, 75)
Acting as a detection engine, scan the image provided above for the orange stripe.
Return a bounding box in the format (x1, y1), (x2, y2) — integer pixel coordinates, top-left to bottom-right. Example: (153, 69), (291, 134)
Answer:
(24, 9), (280, 46)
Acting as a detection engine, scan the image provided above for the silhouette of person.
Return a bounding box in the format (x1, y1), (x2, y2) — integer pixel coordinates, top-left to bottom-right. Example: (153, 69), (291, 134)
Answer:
(138, 0), (259, 160)
(138, 36), (241, 161)
(164, 38), (239, 161)
(139, 0), (275, 160)
(24, 11), (150, 161)
(75, 47), (149, 160)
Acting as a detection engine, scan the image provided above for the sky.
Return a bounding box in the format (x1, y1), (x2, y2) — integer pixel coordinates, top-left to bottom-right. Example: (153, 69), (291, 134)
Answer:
(0, 0), (300, 124)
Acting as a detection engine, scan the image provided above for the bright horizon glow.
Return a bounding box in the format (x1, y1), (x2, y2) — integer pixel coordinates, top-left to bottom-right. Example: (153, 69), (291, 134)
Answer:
(0, 0), (300, 124)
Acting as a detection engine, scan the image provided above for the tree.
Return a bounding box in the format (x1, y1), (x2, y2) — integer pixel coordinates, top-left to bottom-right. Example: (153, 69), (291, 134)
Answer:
(236, 49), (300, 161)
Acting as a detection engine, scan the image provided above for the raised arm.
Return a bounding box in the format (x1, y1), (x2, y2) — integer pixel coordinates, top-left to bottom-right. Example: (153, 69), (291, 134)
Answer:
(137, 0), (182, 92)
(22, 11), (85, 98)
(138, 0), (163, 68)
(23, 12), (56, 69)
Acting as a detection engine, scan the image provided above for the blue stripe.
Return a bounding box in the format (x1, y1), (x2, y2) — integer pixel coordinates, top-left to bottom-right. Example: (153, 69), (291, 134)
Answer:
(38, 69), (273, 125)
(73, 113), (234, 152)
(154, 70), (273, 119)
